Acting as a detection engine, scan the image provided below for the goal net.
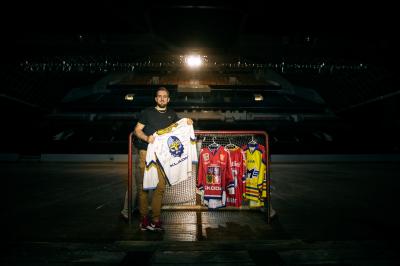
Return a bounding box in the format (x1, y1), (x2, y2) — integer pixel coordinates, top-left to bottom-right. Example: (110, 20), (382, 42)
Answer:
(129, 130), (270, 216)
(128, 130), (271, 222)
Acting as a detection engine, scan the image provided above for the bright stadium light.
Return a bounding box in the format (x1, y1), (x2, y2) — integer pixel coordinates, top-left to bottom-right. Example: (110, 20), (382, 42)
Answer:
(125, 94), (135, 101)
(254, 94), (264, 101)
(185, 55), (203, 68)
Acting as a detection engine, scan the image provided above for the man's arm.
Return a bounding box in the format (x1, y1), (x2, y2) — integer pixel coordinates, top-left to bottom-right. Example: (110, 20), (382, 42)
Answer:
(134, 122), (155, 144)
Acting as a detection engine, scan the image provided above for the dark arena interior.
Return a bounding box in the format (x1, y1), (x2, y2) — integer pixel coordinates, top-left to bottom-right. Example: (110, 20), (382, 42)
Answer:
(2, 1), (399, 265)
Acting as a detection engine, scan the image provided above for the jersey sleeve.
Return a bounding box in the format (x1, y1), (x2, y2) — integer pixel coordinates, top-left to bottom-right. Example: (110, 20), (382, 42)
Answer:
(190, 124), (198, 164)
(240, 149), (247, 198)
(143, 142), (159, 190)
(261, 146), (268, 199)
(259, 147), (267, 199)
(224, 149), (235, 195)
(197, 149), (205, 191)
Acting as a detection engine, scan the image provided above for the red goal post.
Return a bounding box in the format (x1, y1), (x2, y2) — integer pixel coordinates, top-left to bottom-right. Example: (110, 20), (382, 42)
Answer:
(128, 130), (271, 224)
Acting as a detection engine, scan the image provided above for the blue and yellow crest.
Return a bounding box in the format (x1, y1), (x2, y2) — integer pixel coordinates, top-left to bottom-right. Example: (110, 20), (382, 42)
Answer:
(167, 136), (184, 157)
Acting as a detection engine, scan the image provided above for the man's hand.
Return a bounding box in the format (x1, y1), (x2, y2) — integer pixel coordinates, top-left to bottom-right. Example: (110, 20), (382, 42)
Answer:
(147, 135), (155, 144)
(187, 118), (194, 125)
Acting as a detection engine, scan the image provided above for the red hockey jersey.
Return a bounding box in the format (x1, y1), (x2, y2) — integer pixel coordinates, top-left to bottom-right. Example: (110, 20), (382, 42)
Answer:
(197, 146), (234, 209)
(226, 147), (246, 207)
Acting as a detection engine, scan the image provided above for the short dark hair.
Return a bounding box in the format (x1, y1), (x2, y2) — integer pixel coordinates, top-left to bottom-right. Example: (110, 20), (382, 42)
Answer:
(155, 87), (169, 97)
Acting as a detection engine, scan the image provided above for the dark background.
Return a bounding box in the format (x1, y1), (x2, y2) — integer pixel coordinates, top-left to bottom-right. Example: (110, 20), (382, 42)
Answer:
(2, 2), (400, 265)
(2, 1), (398, 156)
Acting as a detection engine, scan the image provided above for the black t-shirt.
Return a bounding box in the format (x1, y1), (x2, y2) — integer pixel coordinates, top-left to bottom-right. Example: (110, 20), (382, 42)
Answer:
(135, 106), (179, 150)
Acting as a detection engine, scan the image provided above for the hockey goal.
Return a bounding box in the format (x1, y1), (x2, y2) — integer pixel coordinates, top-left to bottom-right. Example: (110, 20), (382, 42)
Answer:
(127, 130), (271, 223)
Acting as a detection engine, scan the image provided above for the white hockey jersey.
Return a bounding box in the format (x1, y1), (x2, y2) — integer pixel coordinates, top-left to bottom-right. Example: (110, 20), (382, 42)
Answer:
(143, 118), (197, 190)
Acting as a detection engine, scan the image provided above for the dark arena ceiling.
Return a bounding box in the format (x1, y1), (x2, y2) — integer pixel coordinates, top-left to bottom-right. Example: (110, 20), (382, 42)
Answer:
(2, 1), (398, 154)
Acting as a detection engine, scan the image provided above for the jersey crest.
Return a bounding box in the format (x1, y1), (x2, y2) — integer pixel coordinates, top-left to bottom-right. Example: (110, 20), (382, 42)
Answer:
(167, 135), (184, 157)
(206, 165), (221, 184)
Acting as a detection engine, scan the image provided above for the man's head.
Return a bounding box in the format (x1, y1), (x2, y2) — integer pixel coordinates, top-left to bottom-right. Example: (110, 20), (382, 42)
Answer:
(155, 87), (170, 108)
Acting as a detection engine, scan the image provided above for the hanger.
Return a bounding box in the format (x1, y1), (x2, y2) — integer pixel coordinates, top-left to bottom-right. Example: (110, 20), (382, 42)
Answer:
(248, 136), (257, 145)
(225, 138), (238, 149)
(208, 137), (220, 149)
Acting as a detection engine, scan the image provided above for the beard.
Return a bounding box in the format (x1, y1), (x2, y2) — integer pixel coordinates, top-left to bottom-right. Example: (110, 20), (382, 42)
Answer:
(157, 103), (167, 108)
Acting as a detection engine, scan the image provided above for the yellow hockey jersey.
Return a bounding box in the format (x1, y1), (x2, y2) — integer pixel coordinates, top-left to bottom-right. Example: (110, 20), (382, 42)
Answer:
(243, 143), (267, 207)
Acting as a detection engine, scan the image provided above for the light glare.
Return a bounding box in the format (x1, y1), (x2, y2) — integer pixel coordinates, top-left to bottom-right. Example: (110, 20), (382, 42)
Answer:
(185, 55), (202, 68)
(125, 94), (135, 101)
(254, 94), (264, 101)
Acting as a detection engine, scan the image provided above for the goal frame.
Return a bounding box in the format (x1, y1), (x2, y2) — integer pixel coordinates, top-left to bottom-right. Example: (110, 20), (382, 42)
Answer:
(128, 130), (271, 224)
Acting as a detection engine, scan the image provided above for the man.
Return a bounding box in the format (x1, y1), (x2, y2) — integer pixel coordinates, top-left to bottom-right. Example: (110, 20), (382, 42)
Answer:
(134, 87), (193, 231)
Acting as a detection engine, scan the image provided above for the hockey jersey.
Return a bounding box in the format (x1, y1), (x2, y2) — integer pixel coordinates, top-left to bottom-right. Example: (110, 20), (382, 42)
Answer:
(197, 145), (234, 209)
(225, 146), (246, 207)
(243, 143), (267, 207)
(143, 118), (197, 190)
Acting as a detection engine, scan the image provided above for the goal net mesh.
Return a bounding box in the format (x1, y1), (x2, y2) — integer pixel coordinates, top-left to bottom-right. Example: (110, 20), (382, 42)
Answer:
(160, 131), (269, 208)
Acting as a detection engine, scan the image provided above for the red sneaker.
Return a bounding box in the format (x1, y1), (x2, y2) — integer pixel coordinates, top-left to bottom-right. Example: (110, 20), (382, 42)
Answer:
(149, 220), (164, 231)
(139, 216), (150, 231)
